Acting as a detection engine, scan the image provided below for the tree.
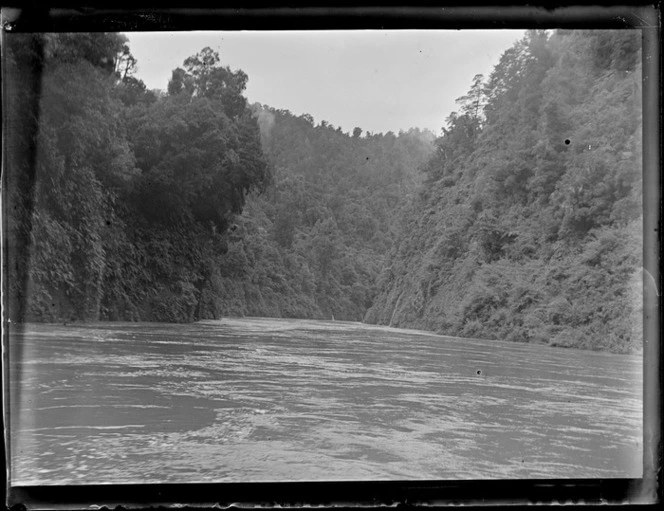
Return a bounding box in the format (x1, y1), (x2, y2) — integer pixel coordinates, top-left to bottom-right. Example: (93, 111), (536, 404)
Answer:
(455, 73), (487, 123)
(167, 67), (195, 97)
(168, 46), (249, 118)
(114, 43), (137, 81)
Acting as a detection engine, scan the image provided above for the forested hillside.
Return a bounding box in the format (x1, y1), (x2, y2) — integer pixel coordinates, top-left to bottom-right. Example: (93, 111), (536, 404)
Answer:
(365, 30), (643, 353)
(199, 107), (434, 320)
(4, 32), (434, 323)
(5, 30), (643, 353)
(6, 34), (268, 323)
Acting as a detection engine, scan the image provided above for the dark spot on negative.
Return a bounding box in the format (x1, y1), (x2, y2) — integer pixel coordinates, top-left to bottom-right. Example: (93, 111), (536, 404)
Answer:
(564, 139), (571, 145)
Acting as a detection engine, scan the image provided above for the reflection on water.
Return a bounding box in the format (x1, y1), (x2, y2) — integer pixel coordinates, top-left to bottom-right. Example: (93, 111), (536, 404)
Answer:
(9, 318), (642, 485)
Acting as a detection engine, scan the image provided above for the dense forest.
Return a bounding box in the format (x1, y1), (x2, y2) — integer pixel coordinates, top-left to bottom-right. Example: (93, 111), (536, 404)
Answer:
(209, 106), (434, 320)
(366, 30), (643, 354)
(4, 29), (642, 353)
(4, 32), (433, 324)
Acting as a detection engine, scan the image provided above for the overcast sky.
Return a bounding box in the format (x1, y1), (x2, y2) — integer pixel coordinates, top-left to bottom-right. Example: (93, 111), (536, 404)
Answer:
(126, 30), (525, 135)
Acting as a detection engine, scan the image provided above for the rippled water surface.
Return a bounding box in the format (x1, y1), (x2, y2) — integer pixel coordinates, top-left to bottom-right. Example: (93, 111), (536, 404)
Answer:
(9, 318), (642, 484)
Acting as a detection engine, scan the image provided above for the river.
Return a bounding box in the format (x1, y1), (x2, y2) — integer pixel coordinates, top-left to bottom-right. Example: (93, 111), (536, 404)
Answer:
(8, 318), (642, 485)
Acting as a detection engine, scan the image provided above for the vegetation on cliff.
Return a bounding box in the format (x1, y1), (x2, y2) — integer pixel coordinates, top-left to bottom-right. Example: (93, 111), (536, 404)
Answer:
(5, 30), (643, 353)
(365, 30), (643, 353)
(4, 33), (433, 323)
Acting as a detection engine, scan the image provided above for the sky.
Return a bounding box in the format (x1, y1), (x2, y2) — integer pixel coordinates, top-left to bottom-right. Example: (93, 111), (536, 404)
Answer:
(126, 30), (525, 136)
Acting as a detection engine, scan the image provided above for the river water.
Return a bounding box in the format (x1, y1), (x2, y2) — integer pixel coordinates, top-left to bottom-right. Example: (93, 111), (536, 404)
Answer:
(8, 318), (642, 485)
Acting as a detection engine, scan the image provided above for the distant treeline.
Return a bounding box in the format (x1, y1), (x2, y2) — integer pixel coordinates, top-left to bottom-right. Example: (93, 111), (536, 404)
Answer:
(208, 106), (435, 321)
(5, 30), (643, 353)
(365, 30), (643, 353)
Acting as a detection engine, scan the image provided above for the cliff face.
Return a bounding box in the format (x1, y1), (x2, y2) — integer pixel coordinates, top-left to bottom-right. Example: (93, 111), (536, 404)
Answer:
(365, 30), (643, 354)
